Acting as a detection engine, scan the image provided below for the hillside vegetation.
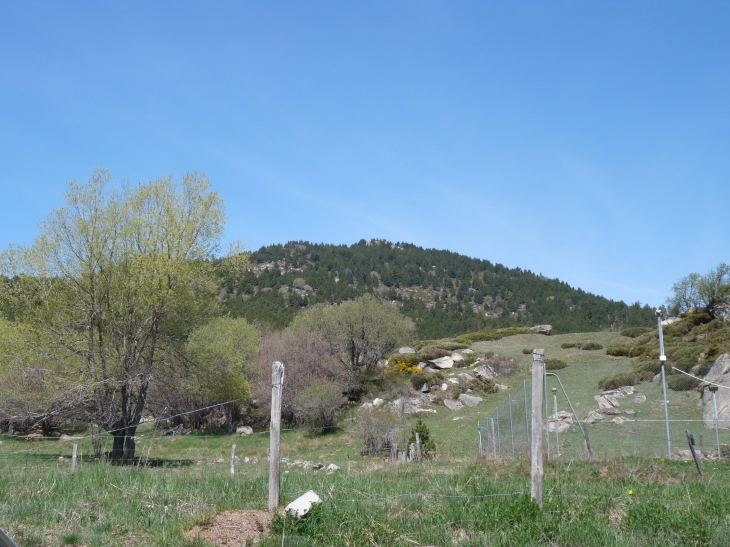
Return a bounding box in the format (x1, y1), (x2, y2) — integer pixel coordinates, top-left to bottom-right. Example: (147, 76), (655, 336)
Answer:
(221, 240), (655, 338)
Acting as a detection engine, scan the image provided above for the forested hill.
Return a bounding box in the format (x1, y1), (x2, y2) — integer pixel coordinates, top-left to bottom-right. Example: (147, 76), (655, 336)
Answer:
(221, 240), (655, 339)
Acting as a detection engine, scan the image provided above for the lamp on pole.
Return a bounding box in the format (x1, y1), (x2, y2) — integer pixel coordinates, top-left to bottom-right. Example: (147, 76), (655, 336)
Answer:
(656, 309), (672, 460)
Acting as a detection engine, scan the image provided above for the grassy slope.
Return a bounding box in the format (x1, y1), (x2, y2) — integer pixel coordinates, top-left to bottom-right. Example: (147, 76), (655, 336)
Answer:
(1, 331), (727, 546)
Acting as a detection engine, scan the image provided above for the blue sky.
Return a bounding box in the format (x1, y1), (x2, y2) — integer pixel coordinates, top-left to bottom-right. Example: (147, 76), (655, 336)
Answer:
(1, 2), (728, 307)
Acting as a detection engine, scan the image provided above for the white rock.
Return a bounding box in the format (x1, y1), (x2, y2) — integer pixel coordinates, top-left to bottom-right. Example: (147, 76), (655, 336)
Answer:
(372, 398), (385, 407)
(452, 353), (464, 362)
(458, 393), (483, 407)
(613, 416), (628, 425)
(662, 316), (682, 326)
(441, 383), (448, 391)
(457, 372), (475, 382)
(326, 464), (340, 474)
(429, 356), (454, 369)
(584, 410), (604, 423)
(496, 383), (508, 391)
(462, 349), (474, 354)
(473, 363), (496, 380)
(448, 378), (459, 385)
(285, 490), (322, 518)
(443, 399), (464, 411)
(634, 393), (647, 403)
(399, 347), (416, 354)
(236, 426), (253, 436)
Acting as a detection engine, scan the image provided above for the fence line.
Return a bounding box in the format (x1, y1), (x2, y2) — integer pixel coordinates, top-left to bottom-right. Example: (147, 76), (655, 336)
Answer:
(478, 379), (730, 461)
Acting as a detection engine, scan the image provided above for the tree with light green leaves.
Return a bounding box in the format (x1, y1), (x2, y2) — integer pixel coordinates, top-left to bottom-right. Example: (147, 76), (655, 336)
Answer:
(288, 293), (415, 381)
(0, 169), (247, 459)
(186, 317), (259, 433)
(667, 263), (730, 319)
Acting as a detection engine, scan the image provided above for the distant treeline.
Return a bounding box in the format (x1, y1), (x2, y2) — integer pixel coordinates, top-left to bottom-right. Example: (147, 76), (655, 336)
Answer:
(221, 240), (655, 338)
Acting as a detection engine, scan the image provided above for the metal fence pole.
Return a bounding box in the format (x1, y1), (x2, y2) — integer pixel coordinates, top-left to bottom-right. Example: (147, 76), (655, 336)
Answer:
(544, 363), (550, 459)
(509, 393), (515, 457)
(552, 388), (560, 458)
(496, 407), (501, 456)
(635, 419), (639, 458)
(711, 386), (721, 459)
(524, 380), (531, 453)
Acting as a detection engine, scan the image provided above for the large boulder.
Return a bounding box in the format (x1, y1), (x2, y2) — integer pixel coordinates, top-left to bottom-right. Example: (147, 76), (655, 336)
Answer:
(702, 353), (730, 429)
(530, 325), (552, 336)
(458, 393), (483, 407)
(443, 399), (464, 411)
(429, 356), (454, 369)
(473, 363), (496, 380)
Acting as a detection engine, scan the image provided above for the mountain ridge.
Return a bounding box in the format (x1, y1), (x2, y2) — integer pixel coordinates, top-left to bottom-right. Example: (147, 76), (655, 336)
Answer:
(221, 239), (656, 338)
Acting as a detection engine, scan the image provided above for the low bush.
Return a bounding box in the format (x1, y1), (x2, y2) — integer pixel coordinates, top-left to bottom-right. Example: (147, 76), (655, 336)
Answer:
(455, 327), (532, 343)
(417, 347), (450, 361)
(560, 343), (577, 349)
(683, 310), (714, 327)
(667, 375), (700, 391)
(545, 359), (568, 370)
(581, 342), (603, 351)
(598, 372), (643, 390)
(410, 371), (444, 390)
(353, 408), (408, 455)
(522, 348), (533, 354)
(409, 417), (436, 455)
(621, 327), (652, 338)
(466, 377), (497, 393)
(606, 346), (631, 357)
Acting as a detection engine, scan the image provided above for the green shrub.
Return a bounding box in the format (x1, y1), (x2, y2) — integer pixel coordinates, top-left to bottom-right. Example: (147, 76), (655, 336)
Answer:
(597, 372), (650, 390)
(621, 327), (652, 338)
(417, 347), (450, 361)
(606, 346), (631, 357)
(410, 371), (444, 389)
(684, 310), (714, 327)
(668, 375), (700, 391)
(466, 377), (497, 393)
(409, 417), (436, 455)
(522, 348), (533, 354)
(457, 327), (532, 343)
(545, 359), (568, 370)
(581, 342), (603, 351)
(560, 343), (577, 349)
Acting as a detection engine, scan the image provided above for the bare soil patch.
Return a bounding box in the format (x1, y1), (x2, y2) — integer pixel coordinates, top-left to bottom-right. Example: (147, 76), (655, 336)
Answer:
(185, 509), (273, 546)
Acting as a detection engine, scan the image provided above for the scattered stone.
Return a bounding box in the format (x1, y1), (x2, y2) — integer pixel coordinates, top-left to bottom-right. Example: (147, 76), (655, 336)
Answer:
(458, 393), (483, 407)
(495, 383), (508, 391)
(547, 411), (573, 433)
(216, 458), (225, 463)
(458, 372), (475, 382)
(58, 456), (66, 462)
(418, 383), (430, 393)
(443, 399), (464, 411)
(473, 363), (496, 380)
(429, 356), (454, 369)
(624, 409), (636, 415)
(441, 383), (448, 391)
(236, 426), (253, 436)
(662, 316), (682, 326)
(452, 416), (470, 421)
(452, 353), (464, 362)
(285, 490), (322, 518)
(448, 378), (460, 385)
(612, 417), (628, 425)
(399, 347), (416, 354)
(595, 395), (619, 409)
(462, 349), (474, 354)
(325, 464), (340, 474)
(243, 456), (259, 464)
(417, 362), (428, 370)
(599, 407), (622, 416)
(530, 324), (552, 335)
(372, 398), (385, 407)
(634, 393), (647, 403)
(584, 411), (604, 423)
(162, 424), (189, 436)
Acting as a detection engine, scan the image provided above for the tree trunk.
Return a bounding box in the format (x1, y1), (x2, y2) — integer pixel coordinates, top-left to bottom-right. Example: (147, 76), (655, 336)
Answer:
(226, 403), (235, 435)
(110, 433), (125, 461)
(123, 426), (137, 460)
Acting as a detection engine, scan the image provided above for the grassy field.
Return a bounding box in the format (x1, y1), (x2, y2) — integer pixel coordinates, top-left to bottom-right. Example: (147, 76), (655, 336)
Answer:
(2, 331), (728, 546)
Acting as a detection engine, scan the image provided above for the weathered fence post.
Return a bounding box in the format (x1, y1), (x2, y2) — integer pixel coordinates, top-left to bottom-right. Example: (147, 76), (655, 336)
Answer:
(524, 380), (530, 454)
(230, 444), (236, 477)
(531, 349), (545, 508)
(71, 444), (78, 473)
(710, 385), (721, 460)
(415, 432), (422, 462)
(686, 430), (703, 477)
(268, 361), (285, 512)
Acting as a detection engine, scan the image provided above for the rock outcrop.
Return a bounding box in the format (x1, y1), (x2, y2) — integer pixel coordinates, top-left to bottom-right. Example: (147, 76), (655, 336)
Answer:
(530, 325), (552, 335)
(702, 353), (730, 429)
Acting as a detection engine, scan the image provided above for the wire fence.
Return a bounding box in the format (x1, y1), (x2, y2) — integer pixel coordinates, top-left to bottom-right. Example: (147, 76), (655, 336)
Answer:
(478, 378), (730, 461)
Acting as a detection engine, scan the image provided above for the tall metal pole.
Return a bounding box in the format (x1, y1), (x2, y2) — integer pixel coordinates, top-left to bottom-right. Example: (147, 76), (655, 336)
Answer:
(509, 393), (515, 456)
(533, 366), (550, 461)
(710, 385), (721, 460)
(552, 388), (560, 458)
(496, 407), (501, 456)
(524, 380), (531, 452)
(657, 311), (672, 460)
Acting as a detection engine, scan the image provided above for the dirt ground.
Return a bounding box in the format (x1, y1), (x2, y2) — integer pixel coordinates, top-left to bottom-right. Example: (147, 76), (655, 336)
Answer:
(185, 509), (274, 546)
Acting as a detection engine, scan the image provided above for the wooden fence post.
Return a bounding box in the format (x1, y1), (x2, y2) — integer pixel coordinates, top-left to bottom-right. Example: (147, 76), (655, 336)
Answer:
(268, 361), (285, 512)
(230, 444), (236, 477)
(531, 350), (545, 508)
(71, 444), (78, 473)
